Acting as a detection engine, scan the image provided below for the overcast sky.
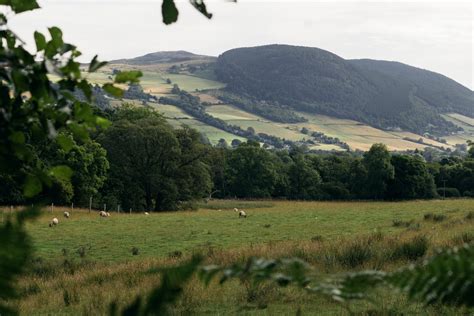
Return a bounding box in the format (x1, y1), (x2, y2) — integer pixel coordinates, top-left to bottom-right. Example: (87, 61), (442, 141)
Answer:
(5, 0), (474, 89)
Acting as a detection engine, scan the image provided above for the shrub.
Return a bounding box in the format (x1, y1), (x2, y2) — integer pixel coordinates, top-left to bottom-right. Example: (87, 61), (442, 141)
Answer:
(392, 219), (412, 227)
(433, 214), (447, 222)
(391, 236), (428, 261)
(462, 191), (474, 197)
(336, 241), (373, 268)
(169, 250), (183, 259)
(424, 213), (446, 222)
(424, 213), (434, 220)
(76, 246), (86, 258)
(466, 211), (474, 220)
(311, 235), (323, 242)
(436, 187), (460, 197)
(452, 232), (474, 245)
(131, 247), (139, 255)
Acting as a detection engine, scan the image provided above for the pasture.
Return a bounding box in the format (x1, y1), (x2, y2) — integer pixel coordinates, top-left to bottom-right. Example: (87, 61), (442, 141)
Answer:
(1, 199), (473, 315)
(2, 199), (472, 262)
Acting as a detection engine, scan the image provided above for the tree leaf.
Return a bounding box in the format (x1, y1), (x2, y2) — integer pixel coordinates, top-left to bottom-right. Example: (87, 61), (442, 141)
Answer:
(1, 0), (40, 13)
(23, 174), (42, 197)
(8, 131), (25, 144)
(162, 0), (179, 25)
(48, 26), (63, 50)
(33, 31), (46, 51)
(56, 134), (74, 152)
(189, 0), (212, 19)
(78, 80), (92, 102)
(49, 165), (73, 182)
(95, 116), (111, 129)
(114, 70), (142, 84)
(88, 55), (108, 73)
(103, 83), (124, 98)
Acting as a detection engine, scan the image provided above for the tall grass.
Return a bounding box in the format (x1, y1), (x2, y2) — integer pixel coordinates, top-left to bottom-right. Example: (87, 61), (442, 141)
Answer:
(4, 227), (471, 315)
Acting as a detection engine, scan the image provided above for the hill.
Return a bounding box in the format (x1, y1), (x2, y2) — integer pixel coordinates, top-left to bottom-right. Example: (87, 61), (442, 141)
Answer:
(215, 44), (474, 136)
(110, 50), (215, 65)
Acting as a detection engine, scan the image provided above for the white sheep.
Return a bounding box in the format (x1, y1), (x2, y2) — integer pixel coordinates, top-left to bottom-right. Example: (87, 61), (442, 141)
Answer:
(144, 212), (149, 215)
(233, 207), (247, 218)
(99, 211), (107, 217)
(49, 217), (59, 227)
(63, 211), (70, 218)
(106, 212), (110, 217)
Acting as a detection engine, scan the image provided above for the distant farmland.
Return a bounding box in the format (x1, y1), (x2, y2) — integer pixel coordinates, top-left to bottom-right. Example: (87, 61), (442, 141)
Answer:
(82, 61), (472, 151)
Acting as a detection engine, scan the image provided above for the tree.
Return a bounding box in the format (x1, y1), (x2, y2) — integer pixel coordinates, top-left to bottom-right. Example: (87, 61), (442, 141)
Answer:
(226, 141), (278, 198)
(468, 140), (474, 159)
(99, 107), (211, 211)
(99, 113), (179, 211)
(362, 144), (394, 199)
(287, 155), (321, 199)
(231, 139), (242, 148)
(386, 155), (437, 199)
(216, 138), (229, 148)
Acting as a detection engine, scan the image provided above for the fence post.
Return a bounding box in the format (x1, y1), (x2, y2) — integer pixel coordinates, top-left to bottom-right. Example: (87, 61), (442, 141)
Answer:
(51, 203), (54, 213)
(71, 203), (74, 213)
(89, 196), (92, 213)
(10, 205), (13, 214)
(129, 208), (132, 215)
(103, 204), (106, 212)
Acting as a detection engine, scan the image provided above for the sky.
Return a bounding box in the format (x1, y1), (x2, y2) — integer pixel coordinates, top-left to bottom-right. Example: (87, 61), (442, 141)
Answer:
(5, 0), (474, 89)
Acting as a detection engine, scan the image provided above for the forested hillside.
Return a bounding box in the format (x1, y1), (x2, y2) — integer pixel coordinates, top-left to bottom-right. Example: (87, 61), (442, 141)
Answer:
(215, 45), (473, 136)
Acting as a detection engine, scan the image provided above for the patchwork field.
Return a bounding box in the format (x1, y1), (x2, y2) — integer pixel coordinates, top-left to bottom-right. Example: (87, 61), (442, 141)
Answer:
(71, 66), (473, 152)
(205, 104), (453, 151)
(441, 113), (474, 146)
(1, 200), (473, 315)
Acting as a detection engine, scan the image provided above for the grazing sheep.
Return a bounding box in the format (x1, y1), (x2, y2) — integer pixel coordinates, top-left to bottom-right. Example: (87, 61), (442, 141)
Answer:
(144, 212), (149, 215)
(64, 211), (70, 219)
(106, 212), (110, 217)
(99, 211), (107, 217)
(239, 210), (247, 218)
(233, 208), (239, 212)
(49, 217), (59, 227)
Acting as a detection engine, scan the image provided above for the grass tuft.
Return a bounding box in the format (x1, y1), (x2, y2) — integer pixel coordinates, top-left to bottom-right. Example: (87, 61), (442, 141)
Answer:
(390, 236), (428, 261)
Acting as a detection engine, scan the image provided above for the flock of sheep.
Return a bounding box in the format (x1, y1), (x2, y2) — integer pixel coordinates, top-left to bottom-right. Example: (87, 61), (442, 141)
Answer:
(48, 210), (111, 227)
(48, 207), (247, 227)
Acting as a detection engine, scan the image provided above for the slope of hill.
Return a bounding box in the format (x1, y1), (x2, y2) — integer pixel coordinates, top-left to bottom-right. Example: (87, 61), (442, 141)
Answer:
(110, 50), (214, 65)
(215, 44), (473, 136)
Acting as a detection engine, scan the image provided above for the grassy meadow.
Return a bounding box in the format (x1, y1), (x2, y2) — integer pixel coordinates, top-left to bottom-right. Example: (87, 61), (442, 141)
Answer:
(1, 199), (473, 315)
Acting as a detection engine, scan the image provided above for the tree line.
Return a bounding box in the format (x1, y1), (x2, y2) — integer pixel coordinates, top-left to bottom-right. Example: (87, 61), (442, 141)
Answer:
(2, 105), (472, 211)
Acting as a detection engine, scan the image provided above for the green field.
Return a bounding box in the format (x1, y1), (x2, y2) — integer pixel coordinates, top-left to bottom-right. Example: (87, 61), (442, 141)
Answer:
(2, 199), (473, 315)
(10, 199), (473, 262)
